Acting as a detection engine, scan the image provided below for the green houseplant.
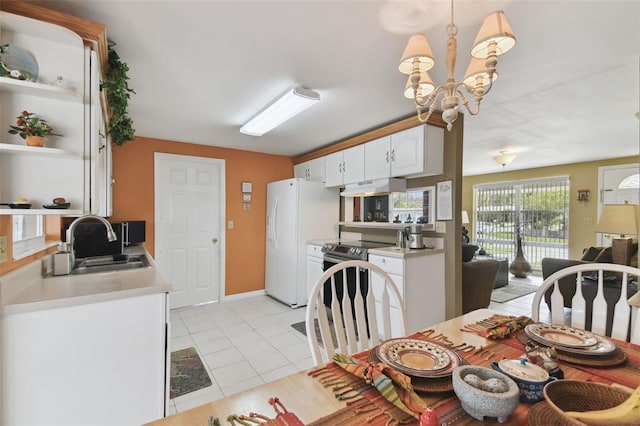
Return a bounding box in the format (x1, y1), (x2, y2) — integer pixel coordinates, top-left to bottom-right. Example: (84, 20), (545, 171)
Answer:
(101, 43), (136, 145)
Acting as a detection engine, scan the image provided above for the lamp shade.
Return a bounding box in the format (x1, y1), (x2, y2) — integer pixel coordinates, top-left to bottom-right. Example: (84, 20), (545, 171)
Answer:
(463, 57), (499, 88)
(403, 72), (435, 99)
(595, 203), (639, 236)
(471, 11), (516, 58)
(398, 33), (435, 74)
(461, 210), (470, 224)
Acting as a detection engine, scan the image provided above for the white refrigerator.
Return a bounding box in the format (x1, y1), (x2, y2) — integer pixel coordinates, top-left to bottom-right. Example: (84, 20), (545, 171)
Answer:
(266, 178), (339, 307)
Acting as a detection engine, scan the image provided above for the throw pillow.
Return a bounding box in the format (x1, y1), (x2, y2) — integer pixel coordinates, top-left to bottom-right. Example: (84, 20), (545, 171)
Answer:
(593, 246), (613, 263)
(581, 246), (602, 261)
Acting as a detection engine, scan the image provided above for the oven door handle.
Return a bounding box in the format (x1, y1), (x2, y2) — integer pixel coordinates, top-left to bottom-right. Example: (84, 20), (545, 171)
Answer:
(323, 254), (350, 265)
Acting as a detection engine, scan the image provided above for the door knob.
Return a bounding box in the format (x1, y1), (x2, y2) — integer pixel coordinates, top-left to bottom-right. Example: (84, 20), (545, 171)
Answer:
(212, 238), (218, 244)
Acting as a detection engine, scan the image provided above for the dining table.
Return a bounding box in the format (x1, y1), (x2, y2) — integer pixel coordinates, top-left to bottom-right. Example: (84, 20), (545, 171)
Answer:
(146, 308), (640, 426)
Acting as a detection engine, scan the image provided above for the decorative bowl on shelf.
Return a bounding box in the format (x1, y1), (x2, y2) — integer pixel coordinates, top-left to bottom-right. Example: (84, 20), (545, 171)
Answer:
(43, 202), (71, 209)
(1, 202), (31, 209)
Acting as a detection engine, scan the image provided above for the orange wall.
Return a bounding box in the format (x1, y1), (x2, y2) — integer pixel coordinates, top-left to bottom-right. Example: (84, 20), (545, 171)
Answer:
(110, 136), (293, 296)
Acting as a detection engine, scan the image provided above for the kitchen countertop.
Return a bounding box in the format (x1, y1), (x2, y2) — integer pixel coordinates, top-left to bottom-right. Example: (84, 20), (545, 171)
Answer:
(368, 246), (445, 259)
(0, 246), (170, 315)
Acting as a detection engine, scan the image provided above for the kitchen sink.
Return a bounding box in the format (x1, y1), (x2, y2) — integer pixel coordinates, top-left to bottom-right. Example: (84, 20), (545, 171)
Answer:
(70, 254), (151, 275)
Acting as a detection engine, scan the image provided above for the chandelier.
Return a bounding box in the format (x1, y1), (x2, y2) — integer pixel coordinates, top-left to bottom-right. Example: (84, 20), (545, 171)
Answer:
(399, 1), (516, 131)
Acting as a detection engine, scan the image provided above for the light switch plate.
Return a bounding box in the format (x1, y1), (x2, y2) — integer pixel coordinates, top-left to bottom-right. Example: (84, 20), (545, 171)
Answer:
(0, 235), (7, 263)
(435, 221), (446, 233)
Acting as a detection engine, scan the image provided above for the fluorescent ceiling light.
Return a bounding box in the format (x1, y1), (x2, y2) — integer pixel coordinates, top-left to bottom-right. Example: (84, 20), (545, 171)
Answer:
(240, 87), (320, 136)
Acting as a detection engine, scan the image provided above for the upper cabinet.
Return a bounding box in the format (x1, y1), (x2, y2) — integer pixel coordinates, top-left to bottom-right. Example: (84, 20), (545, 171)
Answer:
(0, 11), (109, 216)
(364, 125), (444, 181)
(294, 156), (326, 183)
(324, 145), (365, 187)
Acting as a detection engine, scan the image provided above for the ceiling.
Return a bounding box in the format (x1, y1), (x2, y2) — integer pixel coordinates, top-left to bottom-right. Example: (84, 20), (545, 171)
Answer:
(28, 0), (640, 176)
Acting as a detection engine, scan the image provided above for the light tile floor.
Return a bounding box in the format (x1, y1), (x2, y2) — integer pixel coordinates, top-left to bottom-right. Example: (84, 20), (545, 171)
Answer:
(167, 273), (547, 414)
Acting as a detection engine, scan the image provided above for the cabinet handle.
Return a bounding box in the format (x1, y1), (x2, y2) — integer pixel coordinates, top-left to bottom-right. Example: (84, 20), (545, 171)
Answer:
(212, 238), (218, 244)
(385, 151), (389, 163)
(98, 143), (106, 153)
(390, 149), (395, 162)
(381, 258), (386, 263)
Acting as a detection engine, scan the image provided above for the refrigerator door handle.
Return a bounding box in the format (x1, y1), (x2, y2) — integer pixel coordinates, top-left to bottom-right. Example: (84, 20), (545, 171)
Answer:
(272, 198), (278, 249)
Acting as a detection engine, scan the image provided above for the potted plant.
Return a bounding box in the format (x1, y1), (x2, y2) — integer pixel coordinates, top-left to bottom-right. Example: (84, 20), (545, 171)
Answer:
(7, 110), (61, 147)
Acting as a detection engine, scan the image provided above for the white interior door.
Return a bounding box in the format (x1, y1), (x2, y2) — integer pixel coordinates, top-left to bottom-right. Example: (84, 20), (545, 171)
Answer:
(154, 153), (225, 308)
(597, 163), (640, 245)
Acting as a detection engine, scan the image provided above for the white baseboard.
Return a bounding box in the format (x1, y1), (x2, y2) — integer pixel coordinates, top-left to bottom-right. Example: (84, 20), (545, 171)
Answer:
(219, 289), (266, 303)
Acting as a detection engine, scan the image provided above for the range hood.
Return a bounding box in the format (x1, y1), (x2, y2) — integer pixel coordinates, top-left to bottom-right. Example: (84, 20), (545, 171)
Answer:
(340, 178), (407, 197)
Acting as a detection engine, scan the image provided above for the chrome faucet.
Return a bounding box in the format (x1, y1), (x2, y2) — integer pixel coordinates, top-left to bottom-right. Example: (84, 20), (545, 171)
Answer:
(67, 215), (118, 269)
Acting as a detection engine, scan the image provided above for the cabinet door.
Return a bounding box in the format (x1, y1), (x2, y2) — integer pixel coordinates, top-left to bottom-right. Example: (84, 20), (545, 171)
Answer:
(341, 145), (365, 185)
(324, 151), (344, 187)
(307, 156), (326, 182)
(306, 254), (324, 300)
(364, 136), (391, 181)
(294, 161), (309, 180)
(390, 125), (425, 177)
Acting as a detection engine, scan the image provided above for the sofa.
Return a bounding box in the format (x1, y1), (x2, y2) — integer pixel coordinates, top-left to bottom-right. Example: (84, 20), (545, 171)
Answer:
(541, 244), (638, 335)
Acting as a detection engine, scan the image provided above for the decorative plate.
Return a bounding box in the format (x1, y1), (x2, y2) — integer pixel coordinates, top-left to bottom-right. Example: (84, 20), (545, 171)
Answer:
(525, 324), (598, 349)
(368, 347), (455, 393)
(43, 203), (71, 209)
(0, 45), (38, 82)
(551, 334), (617, 356)
(376, 338), (460, 378)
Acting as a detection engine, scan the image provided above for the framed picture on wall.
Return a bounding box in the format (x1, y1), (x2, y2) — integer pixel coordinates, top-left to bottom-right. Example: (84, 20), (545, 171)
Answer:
(436, 180), (453, 221)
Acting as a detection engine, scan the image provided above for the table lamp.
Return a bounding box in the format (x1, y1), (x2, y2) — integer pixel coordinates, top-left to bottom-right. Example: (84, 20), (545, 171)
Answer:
(461, 210), (470, 243)
(595, 202), (639, 265)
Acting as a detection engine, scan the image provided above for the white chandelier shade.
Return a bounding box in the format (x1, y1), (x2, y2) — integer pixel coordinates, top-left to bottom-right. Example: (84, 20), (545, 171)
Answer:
(398, 34), (435, 74)
(471, 11), (517, 58)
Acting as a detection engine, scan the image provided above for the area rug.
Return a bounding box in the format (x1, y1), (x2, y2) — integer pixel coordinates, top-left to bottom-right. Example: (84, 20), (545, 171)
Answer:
(170, 347), (212, 399)
(291, 319), (338, 347)
(490, 281), (540, 303)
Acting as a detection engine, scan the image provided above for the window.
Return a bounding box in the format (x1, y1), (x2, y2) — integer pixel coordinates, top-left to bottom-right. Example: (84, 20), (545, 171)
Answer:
(12, 214), (46, 260)
(473, 177), (570, 269)
(389, 186), (435, 225)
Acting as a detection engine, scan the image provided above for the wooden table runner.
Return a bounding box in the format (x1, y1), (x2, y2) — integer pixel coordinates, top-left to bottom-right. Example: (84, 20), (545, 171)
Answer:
(308, 330), (640, 425)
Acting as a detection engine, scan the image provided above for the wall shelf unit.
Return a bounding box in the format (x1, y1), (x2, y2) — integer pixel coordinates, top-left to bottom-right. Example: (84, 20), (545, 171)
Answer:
(0, 208), (82, 216)
(0, 143), (78, 158)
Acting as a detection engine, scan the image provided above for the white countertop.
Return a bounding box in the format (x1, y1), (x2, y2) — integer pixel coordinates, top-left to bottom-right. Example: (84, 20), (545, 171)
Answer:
(1, 247), (170, 315)
(368, 246), (445, 259)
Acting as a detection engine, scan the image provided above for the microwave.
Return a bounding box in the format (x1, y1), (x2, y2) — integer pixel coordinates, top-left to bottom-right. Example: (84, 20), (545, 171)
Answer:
(72, 220), (145, 259)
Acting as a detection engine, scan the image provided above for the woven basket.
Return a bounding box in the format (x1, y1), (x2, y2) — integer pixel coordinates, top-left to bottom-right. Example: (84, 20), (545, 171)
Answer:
(543, 380), (631, 425)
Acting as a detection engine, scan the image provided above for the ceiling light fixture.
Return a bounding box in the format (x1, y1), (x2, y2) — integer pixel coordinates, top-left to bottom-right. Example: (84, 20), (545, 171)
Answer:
(240, 87), (320, 136)
(493, 151), (516, 167)
(399, 0), (516, 131)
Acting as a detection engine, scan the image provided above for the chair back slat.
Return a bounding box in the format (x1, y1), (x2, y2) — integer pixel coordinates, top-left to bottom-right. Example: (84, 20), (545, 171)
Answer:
(532, 263), (640, 344)
(305, 260), (407, 366)
(591, 270), (608, 336)
(570, 272), (587, 330)
(611, 272), (631, 341)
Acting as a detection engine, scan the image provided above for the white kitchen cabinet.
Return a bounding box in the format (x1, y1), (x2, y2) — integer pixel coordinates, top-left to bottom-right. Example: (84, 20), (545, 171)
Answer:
(0, 12), (108, 215)
(306, 243), (325, 301)
(369, 251), (445, 336)
(324, 145), (365, 187)
(364, 125), (444, 181)
(294, 156), (326, 182)
(2, 292), (168, 425)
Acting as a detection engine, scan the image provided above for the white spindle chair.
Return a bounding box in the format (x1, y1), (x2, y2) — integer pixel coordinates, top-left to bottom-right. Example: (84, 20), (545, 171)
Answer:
(305, 260), (407, 366)
(531, 263), (640, 344)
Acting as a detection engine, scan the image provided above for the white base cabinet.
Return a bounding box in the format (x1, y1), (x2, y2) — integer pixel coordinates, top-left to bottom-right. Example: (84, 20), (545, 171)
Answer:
(306, 243), (325, 301)
(369, 251), (445, 336)
(2, 293), (168, 426)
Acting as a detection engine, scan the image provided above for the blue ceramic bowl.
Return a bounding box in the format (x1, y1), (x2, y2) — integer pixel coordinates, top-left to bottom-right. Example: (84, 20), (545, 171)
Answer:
(491, 359), (558, 403)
